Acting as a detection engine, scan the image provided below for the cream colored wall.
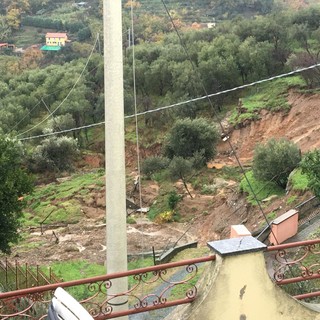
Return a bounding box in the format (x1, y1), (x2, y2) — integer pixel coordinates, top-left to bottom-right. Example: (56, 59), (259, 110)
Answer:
(230, 225), (251, 238)
(168, 252), (320, 320)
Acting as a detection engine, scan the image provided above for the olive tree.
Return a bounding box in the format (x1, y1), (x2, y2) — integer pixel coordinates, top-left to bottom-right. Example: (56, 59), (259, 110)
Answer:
(168, 156), (194, 198)
(252, 138), (301, 188)
(141, 156), (170, 179)
(164, 117), (220, 165)
(29, 136), (79, 173)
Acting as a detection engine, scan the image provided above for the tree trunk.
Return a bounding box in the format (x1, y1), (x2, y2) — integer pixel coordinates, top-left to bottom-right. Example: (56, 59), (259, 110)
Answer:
(181, 176), (193, 199)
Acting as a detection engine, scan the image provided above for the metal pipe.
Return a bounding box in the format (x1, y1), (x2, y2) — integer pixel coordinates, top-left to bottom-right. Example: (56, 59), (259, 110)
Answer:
(294, 290), (320, 300)
(267, 239), (320, 251)
(276, 273), (320, 285)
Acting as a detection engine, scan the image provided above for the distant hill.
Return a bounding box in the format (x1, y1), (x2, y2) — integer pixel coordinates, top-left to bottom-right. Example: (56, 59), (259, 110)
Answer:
(129, 0), (319, 22)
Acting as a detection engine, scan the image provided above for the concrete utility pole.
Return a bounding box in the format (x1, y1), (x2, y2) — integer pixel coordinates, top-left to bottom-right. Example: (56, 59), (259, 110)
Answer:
(104, 0), (128, 317)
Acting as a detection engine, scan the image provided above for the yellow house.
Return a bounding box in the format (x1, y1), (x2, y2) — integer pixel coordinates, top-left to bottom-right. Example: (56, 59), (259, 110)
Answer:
(45, 33), (68, 47)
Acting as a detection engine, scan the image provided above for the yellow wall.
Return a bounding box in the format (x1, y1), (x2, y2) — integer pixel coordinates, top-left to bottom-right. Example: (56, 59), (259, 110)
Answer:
(46, 37), (67, 46)
(168, 252), (320, 320)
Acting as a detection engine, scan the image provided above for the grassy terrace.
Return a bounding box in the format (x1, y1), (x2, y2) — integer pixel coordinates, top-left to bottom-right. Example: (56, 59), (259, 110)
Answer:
(229, 76), (306, 125)
(21, 170), (105, 228)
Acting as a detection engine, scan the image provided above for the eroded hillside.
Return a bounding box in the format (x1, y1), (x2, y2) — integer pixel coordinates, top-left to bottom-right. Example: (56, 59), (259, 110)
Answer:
(218, 91), (320, 162)
(5, 90), (320, 265)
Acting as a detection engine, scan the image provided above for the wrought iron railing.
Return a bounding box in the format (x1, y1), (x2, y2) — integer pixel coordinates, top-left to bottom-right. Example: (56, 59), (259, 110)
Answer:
(266, 239), (320, 301)
(0, 255), (215, 319)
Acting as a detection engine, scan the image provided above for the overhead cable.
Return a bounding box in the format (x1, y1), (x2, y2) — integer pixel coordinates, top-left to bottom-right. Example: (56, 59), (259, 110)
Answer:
(17, 62), (320, 141)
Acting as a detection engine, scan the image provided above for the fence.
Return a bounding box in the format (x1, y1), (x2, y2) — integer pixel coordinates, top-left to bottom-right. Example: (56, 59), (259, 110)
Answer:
(0, 255), (215, 319)
(1, 239), (320, 319)
(0, 259), (60, 292)
(266, 239), (320, 301)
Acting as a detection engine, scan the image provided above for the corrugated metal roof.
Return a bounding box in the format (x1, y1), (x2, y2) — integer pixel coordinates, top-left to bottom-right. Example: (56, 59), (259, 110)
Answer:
(40, 45), (61, 51)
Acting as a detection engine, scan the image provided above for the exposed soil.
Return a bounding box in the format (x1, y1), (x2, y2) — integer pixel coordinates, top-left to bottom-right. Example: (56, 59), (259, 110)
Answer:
(5, 91), (320, 266)
(218, 91), (320, 162)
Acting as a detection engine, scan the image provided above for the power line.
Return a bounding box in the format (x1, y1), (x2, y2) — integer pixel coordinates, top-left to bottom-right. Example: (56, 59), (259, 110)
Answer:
(18, 121), (104, 141)
(125, 62), (320, 119)
(17, 62), (320, 141)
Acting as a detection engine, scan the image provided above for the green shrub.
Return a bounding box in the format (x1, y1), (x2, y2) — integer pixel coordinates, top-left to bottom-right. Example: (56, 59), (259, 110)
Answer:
(300, 149), (320, 198)
(28, 136), (79, 173)
(286, 195), (297, 205)
(164, 118), (219, 162)
(252, 138), (301, 188)
(147, 207), (161, 221)
(201, 184), (217, 195)
(167, 191), (182, 210)
(141, 156), (170, 178)
(288, 168), (309, 191)
(127, 216), (136, 224)
(221, 166), (242, 181)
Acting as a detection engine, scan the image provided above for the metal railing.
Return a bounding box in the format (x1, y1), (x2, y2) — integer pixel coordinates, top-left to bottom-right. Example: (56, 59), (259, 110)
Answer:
(0, 258), (59, 291)
(266, 239), (320, 301)
(0, 255), (215, 319)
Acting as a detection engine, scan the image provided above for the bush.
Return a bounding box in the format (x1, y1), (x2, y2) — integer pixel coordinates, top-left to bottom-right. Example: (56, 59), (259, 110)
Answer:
(126, 216), (136, 224)
(78, 27), (92, 41)
(141, 156), (170, 178)
(167, 191), (182, 210)
(154, 210), (180, 223)
(46, 113), (75, 133)
(201, 184), (217, 195)
(252, 138), (301, 188)
(287, 168), (309, 192)
(28, 136), (79, 173)
(164, 118), (219, 164)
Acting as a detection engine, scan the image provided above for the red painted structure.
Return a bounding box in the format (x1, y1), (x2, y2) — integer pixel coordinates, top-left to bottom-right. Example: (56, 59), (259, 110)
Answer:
(0, 43), (15, 50)
(269, 209), (299, 245)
